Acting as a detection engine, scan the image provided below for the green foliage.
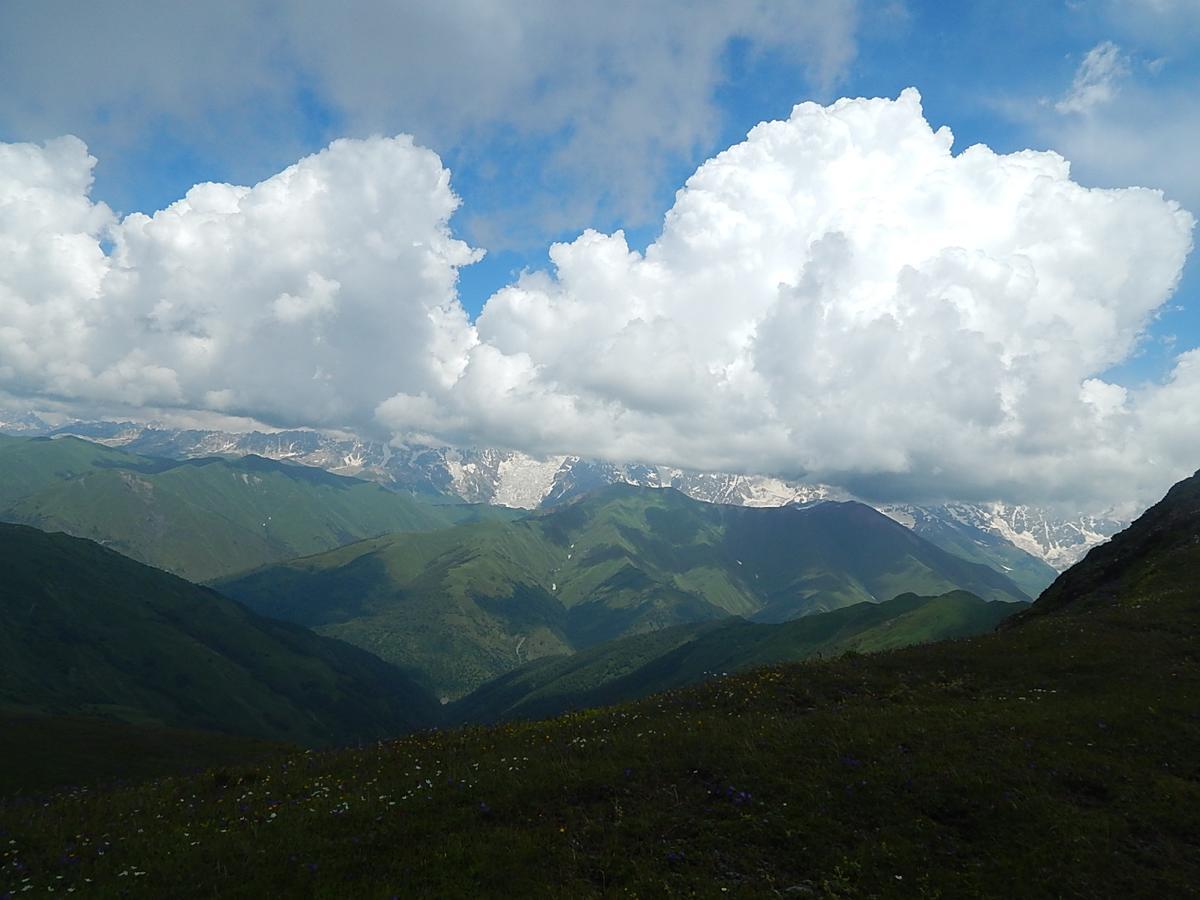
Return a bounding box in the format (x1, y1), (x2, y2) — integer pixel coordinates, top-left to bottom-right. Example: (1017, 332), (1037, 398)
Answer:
(450, 591), (1025, 723)
(0, 716), (290, 798)
(0, 524), (440, 745)
(1, 518), (1195, 896)
(0, 436), (467, 581)
(221, 484), (1031, 698)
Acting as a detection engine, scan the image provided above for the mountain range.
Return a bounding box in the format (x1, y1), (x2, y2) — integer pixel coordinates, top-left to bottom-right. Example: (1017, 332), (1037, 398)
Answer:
(450, 589), (1024, 724)
(3, 415), (1116, 594)
(0, 433), (517, 582)
(0, 519), (1025, 776)
(218, 483), (1030, 698)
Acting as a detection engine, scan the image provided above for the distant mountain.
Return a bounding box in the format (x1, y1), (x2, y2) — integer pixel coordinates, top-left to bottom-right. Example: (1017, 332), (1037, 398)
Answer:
(451, 590), (1025, 723)
(0, 434), (511, 582)
(4, 417), (1117, 583)
(0, 524), (440, 744)
(875, 504), (1063, 598)
(0, 409), (51, 435)
(879, 502), (1118, 580)
(219, 484), (1029, 698)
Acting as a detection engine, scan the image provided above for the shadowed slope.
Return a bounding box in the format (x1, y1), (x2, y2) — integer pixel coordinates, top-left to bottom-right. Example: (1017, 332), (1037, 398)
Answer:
(0, 524), (440, 745)
(450, 590), (1025, 723)
(1024, 468), (1200, 618)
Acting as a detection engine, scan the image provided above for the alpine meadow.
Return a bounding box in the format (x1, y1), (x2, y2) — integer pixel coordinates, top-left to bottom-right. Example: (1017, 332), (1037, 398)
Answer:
(1, 2), (1197, 897)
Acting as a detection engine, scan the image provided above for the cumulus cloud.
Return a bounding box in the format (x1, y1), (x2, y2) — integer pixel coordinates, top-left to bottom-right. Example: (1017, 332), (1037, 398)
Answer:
(1, 90), (1196, 510)
(376, 90), (1194, 509)
(0, 133), (478, 428)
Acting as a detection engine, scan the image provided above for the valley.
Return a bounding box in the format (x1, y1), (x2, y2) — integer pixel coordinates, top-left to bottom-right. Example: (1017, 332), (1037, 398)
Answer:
(2, 18), (1197, 896)
(216, 482), (1030, 697)
(1, 465), (1196, 896)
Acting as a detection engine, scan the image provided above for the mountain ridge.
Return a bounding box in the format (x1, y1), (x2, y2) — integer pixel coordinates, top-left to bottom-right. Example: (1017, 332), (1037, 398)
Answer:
(450, 589), (1026, 724)
(0, 434), (515, 582)
(219, 484), (1030, 698)
(5, 467), (1195, 896)
(0, 416), (1105, 583)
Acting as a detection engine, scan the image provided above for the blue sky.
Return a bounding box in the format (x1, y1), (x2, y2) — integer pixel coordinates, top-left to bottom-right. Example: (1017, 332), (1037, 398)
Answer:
(0, 1), (1197, 508)
(457, 1), (1199, 387)
(3, 3), (1194, 324)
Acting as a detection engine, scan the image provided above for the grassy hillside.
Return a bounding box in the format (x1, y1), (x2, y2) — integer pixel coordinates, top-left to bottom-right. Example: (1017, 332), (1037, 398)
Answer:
(0, 435), (482, 581)
(1024, 467), (1200, 619)
(220, 485), (1030, 698)
(0, 524), (440, 744)
(217, 521), (575, 701)
(0, 716), (290, 798)
(1, 472), (1195, 896)
(451, 591), (1026, 723)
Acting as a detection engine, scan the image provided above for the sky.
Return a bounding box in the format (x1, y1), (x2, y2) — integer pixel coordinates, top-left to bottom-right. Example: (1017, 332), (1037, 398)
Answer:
(0, 0), (1197, 512)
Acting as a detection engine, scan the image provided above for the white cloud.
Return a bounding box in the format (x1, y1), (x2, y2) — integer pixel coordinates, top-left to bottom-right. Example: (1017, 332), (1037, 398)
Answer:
(0, 1), (860, 243)
(0, 133), (479, 429)
(1, 90), (1196, 511)
(1039, 14), (1200, 220)
(376, 90), (1194, 509)
(1055, 42), (1129, 114)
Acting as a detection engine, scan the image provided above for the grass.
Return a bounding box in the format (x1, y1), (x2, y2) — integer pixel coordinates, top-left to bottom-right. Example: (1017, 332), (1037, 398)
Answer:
(0, 524), (440, 744)
(0, 716), (290, 799)
(220, 485), (1032, 698)
(2, 580), (1194, 897)
(0, 435), (464, 582)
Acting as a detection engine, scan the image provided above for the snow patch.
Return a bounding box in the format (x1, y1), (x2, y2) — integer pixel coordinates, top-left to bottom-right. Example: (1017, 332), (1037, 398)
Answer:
(492, 454), (568, 508)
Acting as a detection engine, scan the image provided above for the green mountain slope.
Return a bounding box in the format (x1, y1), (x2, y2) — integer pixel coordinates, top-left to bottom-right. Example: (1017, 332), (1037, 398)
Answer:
(5, 472), (1196, 897)
(0, 524), (440, 744)
(220, 484), (1029, 697)
(0, 435), (488, 581)
(1023, 468), (1200, 618)
(451, 591), (1025, 723)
